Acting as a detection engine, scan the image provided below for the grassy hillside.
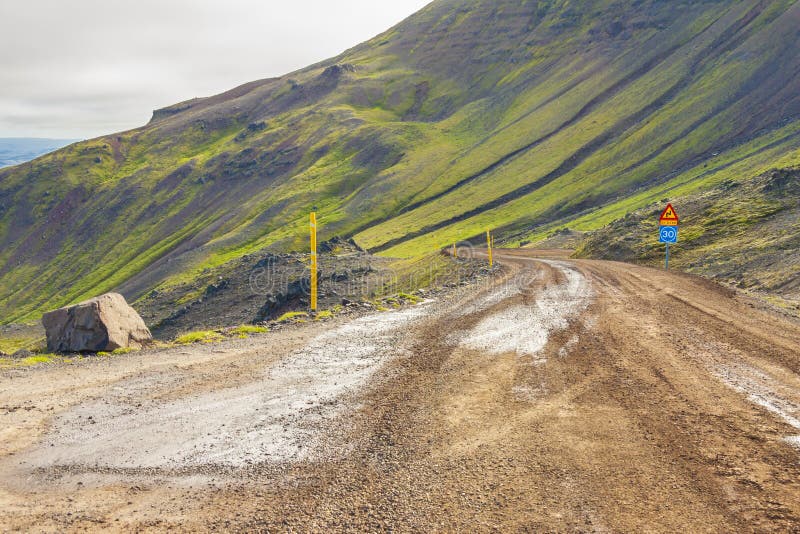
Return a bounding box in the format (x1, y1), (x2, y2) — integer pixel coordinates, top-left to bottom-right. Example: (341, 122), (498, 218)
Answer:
(1, 0), (799, 322)
(575, 167), (800, 313)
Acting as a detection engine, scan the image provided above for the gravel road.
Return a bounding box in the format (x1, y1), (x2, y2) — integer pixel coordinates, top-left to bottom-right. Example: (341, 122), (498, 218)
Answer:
(2, 249), (800, 532)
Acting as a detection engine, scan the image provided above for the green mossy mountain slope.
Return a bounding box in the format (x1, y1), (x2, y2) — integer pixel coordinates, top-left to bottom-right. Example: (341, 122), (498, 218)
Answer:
(1, 0), (800, 322)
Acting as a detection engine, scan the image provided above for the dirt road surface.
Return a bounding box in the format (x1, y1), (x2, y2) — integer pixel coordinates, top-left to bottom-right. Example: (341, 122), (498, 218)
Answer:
(2, 249), (800, 532)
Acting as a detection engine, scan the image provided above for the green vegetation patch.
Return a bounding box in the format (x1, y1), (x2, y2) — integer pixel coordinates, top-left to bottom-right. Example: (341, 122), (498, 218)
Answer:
(229, 325), (269, 336)
(174, 330), (225, 345)
(0, 353), (60, 369)
(275, 311), (310, 323)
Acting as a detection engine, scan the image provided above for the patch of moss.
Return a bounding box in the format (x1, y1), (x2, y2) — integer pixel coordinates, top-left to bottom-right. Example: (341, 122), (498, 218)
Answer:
(276, 311), (310, 322)
(229, 325), (269, 336)
(20, 355), (55, 366)
(0, 335), (44, 354)
(174, 330), (224, 345)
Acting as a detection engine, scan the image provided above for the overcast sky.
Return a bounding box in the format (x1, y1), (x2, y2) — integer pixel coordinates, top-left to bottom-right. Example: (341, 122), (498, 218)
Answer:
(0, 0), (431, 139)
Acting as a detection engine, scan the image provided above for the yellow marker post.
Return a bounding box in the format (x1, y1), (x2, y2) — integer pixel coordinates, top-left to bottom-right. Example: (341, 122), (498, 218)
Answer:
(452, 243), (457, 258)
(487, 230), (493, 268)
(310, 212), (318, 313)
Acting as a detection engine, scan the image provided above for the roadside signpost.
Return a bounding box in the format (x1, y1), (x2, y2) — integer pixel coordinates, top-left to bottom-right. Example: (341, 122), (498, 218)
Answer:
(487, 230), (493, 268)
(659, 203), (679, 270)
(310, 212), (318, 313)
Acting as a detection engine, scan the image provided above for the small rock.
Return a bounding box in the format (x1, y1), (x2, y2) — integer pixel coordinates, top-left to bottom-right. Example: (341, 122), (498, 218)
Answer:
(204, 279), (229, 297)
(332, 271), (350, 282)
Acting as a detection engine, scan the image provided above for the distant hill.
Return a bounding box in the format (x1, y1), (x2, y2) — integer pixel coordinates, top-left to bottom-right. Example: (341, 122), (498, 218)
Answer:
(1, 0), (799, 323)
(0, 138), (78, 168)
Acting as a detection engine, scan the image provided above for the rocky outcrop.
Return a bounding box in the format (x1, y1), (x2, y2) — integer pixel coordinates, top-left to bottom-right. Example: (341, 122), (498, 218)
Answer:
(149, 100), (197, 123)
(42, 293), (152, 353)
(255, 276), (316, 322)
(318, 236), (366, 254)
(320, 64), (356, 81)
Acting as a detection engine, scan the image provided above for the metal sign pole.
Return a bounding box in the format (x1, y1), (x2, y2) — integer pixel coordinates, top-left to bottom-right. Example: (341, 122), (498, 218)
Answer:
(665, 242), (670, 271)
(486, 230), (493, 268)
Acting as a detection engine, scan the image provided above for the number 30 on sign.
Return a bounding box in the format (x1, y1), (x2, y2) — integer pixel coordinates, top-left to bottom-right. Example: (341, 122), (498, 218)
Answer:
(659, 226), (678, 243)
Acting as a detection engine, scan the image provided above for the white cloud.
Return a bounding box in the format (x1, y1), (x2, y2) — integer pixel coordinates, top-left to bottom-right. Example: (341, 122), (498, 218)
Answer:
(0, 0), (431, 138)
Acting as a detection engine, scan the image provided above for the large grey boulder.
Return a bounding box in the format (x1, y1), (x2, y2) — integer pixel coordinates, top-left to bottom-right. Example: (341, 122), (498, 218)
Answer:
(42, 293), (152, 353)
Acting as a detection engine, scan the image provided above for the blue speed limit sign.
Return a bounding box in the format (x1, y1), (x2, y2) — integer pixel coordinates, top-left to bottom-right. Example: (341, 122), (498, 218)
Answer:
(659, 226), (678, 243)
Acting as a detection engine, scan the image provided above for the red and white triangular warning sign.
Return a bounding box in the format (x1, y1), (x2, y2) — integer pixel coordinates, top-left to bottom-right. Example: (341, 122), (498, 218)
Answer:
(659, 203), (679, 226)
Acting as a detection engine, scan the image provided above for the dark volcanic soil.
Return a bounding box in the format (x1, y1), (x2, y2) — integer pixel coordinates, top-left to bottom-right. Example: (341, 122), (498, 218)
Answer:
(136, 240), (490, 340)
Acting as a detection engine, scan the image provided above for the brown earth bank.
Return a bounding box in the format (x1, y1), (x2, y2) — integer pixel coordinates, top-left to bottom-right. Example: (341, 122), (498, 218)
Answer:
(1, 249), (800, 532)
